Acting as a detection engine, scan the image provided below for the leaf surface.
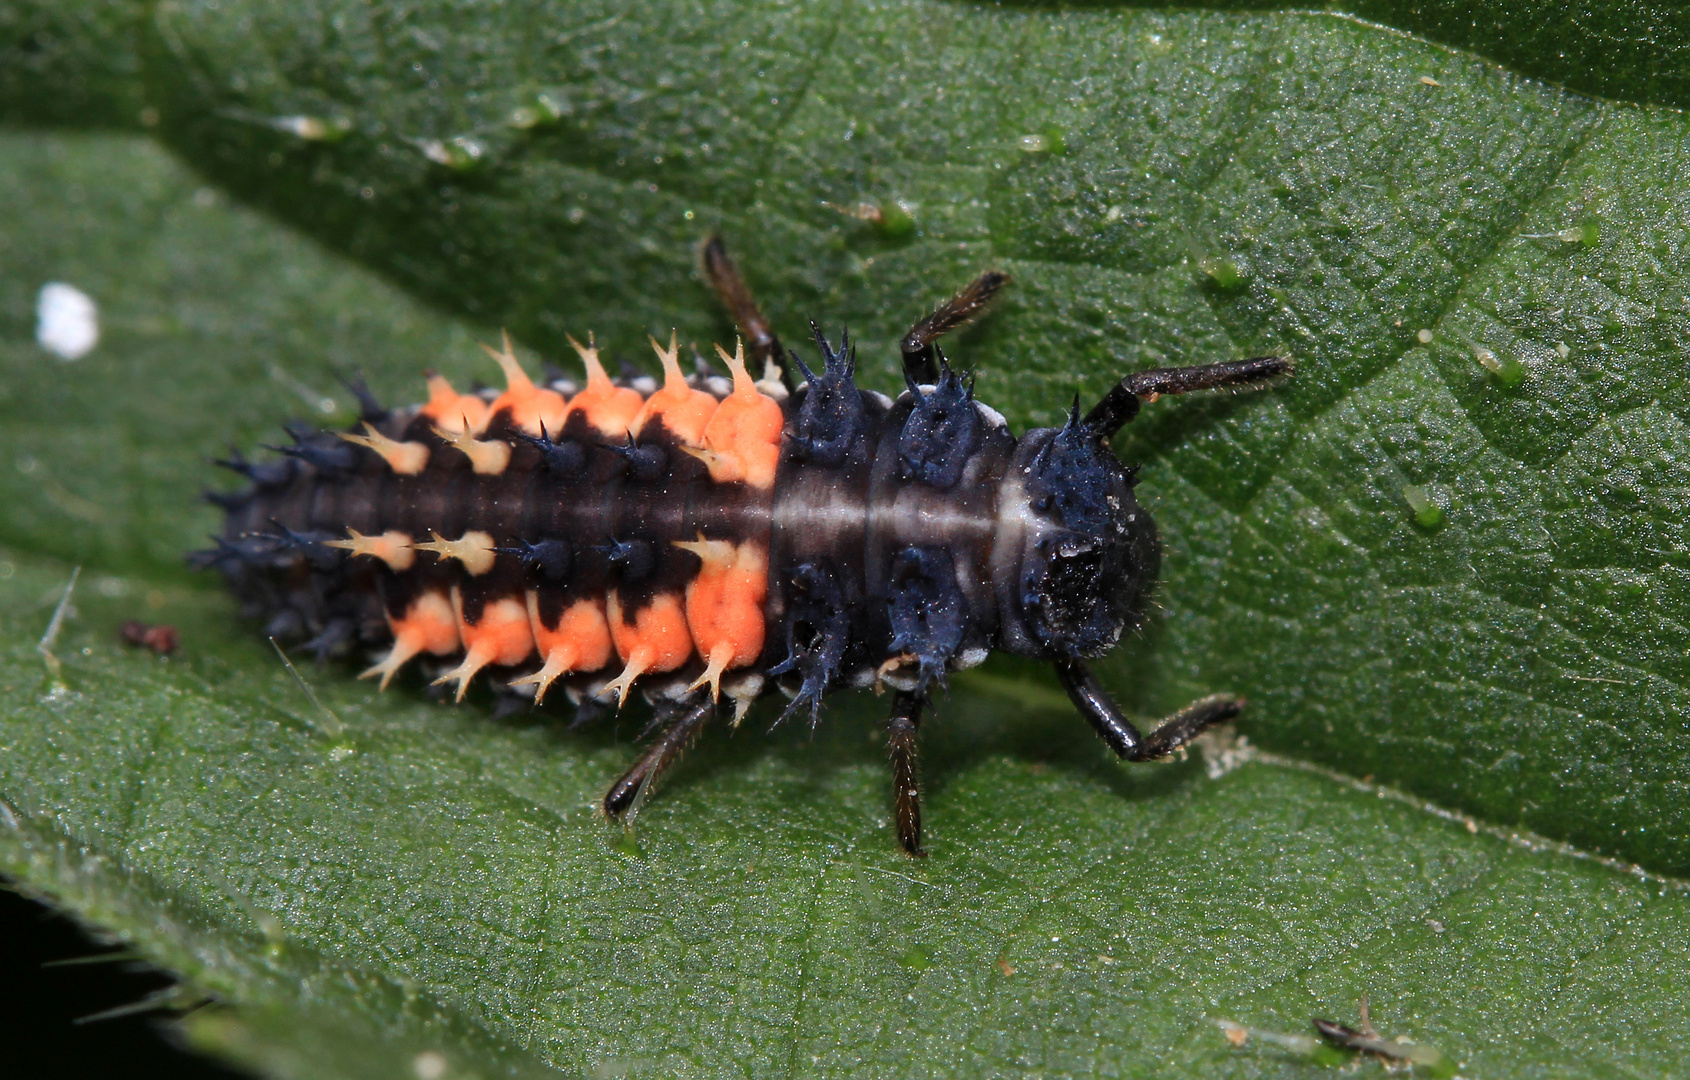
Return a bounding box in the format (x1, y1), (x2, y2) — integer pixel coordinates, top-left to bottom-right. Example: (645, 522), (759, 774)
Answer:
(124, 0), (1690, 870)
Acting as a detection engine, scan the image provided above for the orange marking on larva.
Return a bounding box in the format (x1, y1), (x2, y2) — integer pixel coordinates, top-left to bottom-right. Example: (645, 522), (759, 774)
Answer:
(701, 340), (784, 489)
(673, 535), (768, 700)
(361, 589), (459, 689)
(512, 592), (614, 704)
(338, 422), (430, 475)
(434, 590), (535, 702)
(603, 591), (693, 705)
(419, 371), (490, 434)
(413, 530), (498, 575)
(324, 528), (416, 571)
(563, 332), (644, 437)
(631, 330), (718, 446)
(432, 423), (513, 475)
(483, 330), (567, 436)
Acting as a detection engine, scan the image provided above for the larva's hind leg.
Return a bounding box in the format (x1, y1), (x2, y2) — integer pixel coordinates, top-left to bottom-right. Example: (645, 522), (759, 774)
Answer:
(701, 235), (792, 392)
(1053, 658), (1242, 761)
(603, 696), (715, 821)
(899, 271), (1011, 386)
(1084, 354), (1293, 437)
(886, 690), (928, 857)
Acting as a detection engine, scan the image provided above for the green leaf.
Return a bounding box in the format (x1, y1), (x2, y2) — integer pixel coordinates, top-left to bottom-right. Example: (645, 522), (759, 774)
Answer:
(124, 0), (1690, 871)
(4, 3), (1690, 1078)
(0, 0), (149, 129)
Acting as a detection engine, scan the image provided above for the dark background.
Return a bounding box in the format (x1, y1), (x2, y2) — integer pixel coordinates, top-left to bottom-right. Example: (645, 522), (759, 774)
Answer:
(0, 881), (249, 1080)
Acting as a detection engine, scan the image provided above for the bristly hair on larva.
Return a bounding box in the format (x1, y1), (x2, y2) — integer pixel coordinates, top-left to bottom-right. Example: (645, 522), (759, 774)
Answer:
(195, 236), (1292, 856)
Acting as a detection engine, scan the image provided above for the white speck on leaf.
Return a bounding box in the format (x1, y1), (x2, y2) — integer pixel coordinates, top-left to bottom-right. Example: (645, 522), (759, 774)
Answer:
(36, 282), (99, 360)
(412, 1051), (448, 1080)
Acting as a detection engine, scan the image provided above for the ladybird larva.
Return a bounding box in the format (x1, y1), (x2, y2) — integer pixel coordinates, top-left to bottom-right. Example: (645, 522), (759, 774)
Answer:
(197, 236), (1291, 856)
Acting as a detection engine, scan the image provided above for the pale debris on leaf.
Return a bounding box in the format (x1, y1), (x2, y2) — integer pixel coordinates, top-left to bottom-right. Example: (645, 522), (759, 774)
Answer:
(1193, 722), (1255, 779)
(36, 282), (99, 360)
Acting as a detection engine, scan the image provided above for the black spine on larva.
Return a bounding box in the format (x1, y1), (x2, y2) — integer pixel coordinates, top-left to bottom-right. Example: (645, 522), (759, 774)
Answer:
(788, 325), (868, 468)
(897, 353), (980, 491)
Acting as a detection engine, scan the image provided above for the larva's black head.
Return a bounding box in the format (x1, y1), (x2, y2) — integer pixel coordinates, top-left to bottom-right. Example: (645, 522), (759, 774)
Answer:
(993, 407), (1159, 660)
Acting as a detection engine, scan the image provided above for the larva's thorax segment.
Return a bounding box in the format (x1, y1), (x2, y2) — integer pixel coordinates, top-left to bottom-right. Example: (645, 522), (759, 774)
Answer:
(764, 370), (1019, 719)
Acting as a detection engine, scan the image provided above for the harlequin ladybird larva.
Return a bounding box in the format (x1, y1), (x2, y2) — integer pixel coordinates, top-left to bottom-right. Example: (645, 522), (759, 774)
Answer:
(197, 237), (1291, 856)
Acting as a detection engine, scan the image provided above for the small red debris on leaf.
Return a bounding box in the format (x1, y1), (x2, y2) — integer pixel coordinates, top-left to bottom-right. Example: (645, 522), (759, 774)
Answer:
(120, 620), (178, 655)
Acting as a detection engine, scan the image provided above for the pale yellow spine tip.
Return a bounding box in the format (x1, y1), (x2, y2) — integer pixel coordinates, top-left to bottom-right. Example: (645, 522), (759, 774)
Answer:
(432, 647), (492, 703)
(338, 423), (430, 475)
(482, 330), (533, 392)
(424, 372), (459, 407)
(510, 650), (571, 704)
(714, 338), (754, 394)
(600, 655), (650, 708)
(569, 331), (611, 387)
(678, 444), (725, 468)
(686, 648), (732, 703)
(413, 530), (498, 575)
(360, 637), (423, 691)
(431, 425), (512, 476)
(650, 329), (684, 388)
(672, 533), (733, 566)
